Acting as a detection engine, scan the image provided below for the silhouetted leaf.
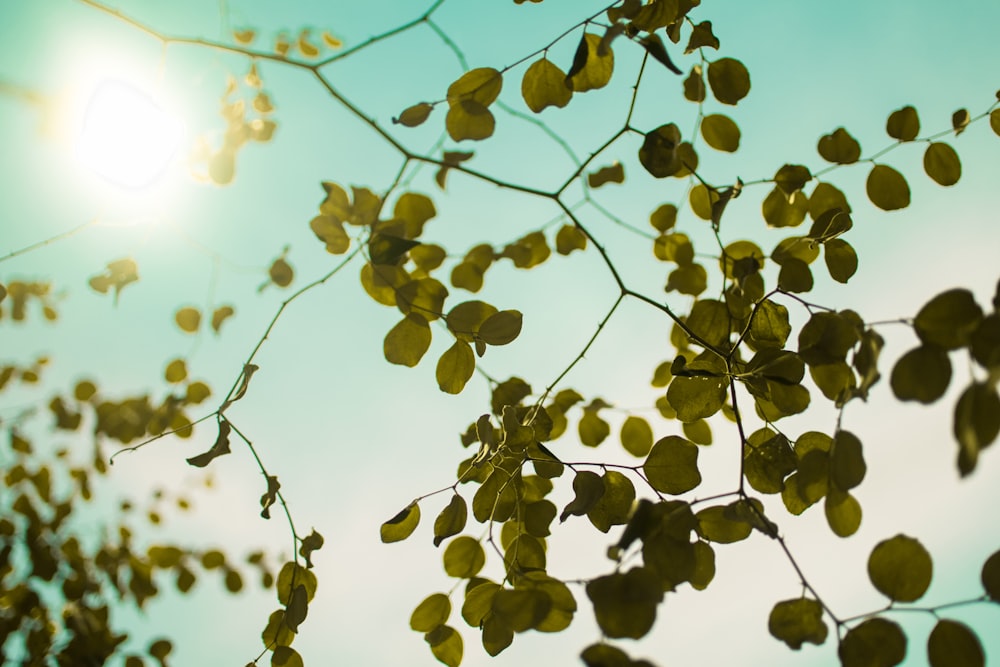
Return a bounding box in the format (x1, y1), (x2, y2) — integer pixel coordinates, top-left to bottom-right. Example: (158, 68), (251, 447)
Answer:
(886, 105), (920, 141)
(567, 33), (614, 92)
(434, 495), (468, 547)
(954, 382), (1000, 476)
(701, 114), (740, 152)
(639, 33), (681, 74)
(586, 568), (662, 639)
(560, 471), (605, 522)
(707, 57), (750, 105)
(914, 288), (982, 350)
(425, 625), (463, 667)
(588, 162), (625, 188)
(839, 617), (907, 667)
(982, 550), (1000, 600)
(587, 470), (635, 532)
(890, 345), (951, 404)
(868, 534), (933, 602)
(823, 239), (858, 283)
(774, 164), (811, 196)
(685, 21), (719, 54)
(683, 65), (706, 102)
(394, 102), (433, 127)
(186, 419), (231, 468)
(924, 142), (961, 186)
(639, 123), (683, 178)
(927, 619), (983, 667)
(555, 224), (587, 254)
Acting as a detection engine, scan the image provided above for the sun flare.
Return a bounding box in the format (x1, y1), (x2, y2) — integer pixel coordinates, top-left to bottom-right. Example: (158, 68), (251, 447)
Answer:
(74, 79), (183, 189)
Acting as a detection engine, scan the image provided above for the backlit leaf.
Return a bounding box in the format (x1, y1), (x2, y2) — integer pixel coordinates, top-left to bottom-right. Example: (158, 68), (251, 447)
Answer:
(774, 164), (811, 196)
(667, 375), (727, 423)
(588, 162), (625, 188)
(443, 535), (485, 578)
(579, 409), (611, 447)
(982, 550), (1000, 600)
(643, 435), (701, 495)
(411, 593), (451, 632)
(447, 68), (502, 107)
(175, 307), (201, 333)
(866, 164), (910, 211)
(683, 65), (706, 102)
(272, 647), (303, 667)
(555, 224), (587, 254)
(186, 419), (231, 468)
(560, 471), (604, 522)
(446, 101), (495, 142)
(886, 105), (920, 141)
(743, 429), (796, 494)
(425, 625), (463, 667)
(567, 33), (614, 92)
(953, 382), (1000, 477)
(437, 341), (475, 394)
(639, 123), (683, 178)
(927, 619), (983, 667)
(276, 562), (318, 605)
(639, 33), (681, 74)
(817, 127), (861, 164)
(823, 239), (858, 283)
(701, 114), (740, 152)
(481, 614), (513, 656)
(868, 534), (933, 602)
(381, 502), (420, 543)
(707, 57), (750, 105)
(433, 495), (468, 547)
(762, 187), (808, 228)
(923, 142), (961, 186)
(890, 345), (951, 404)
(809, 181), (852, 220)
(750, 300), (791, 349)
(620, 416), (653, 457)
(991, 109), (1000, 136)
(211, 306), (235, 333)
(695, 504), (752, 543)
(384, 314), (432, 367)
(824, 489), (862, 537)
(839, 617), (907, 667)
(462, 582), (499, 627)
(587, 470), (635, 533)
(768, 598), (828, 649)
(521, 58), (572, 112)
(830, 431), (866, 491)
(164, 359), (187, 383)
(478, 310), (523, 346)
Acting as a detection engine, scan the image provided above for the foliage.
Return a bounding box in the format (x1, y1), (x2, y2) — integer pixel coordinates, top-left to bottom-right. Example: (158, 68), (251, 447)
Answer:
(1, 0), (999, 666)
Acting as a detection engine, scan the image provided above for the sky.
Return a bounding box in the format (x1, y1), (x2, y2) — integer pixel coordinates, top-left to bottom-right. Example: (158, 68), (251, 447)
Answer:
(1, 0), (999, 666)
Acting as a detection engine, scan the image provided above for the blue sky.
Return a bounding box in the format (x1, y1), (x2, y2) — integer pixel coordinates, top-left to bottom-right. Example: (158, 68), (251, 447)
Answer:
(1, 0), (999, 665)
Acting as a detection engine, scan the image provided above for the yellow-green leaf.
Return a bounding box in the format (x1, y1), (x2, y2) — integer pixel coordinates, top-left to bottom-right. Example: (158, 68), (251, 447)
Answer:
(587, 162), (624, 188)
(411, 593), (451, 632)
(567, 33), (614, 93)
(762, 187), (808, 228)
(443, 535), (485, 578)
(824, 489), (862, 537)
(521, 58), (572, 112)
(695, 504), (752, 543)
(750, 300), (791, 349)
(991, 109), (1000, 136)
(164, 359), (187, 384)
(700, 114), (740, 152)
(425, 625), (463, 667)
(666, 376), (727, 423)
(271, 646), (303, 667)
(768, 598), (828, 649)
(643, 435), (701, 495)
(433, 495), (468, 547)
(914, 287), (983, 350)
(384, 314), (432, 367)
(707, 57), (750, 105)
(866, 165), (910, 211)
(381, 502), (420, 543)
(620, 416), (653, 457)
(175, 307), (200, 333)
(478, 310), (523, 346)
(928, 619), (984, 667)
(446, 101), (495, 142)
(868, 534), (933, 602)
(555, 224), (587, 255)
(437, 341), (475, 394)
(447, 67), (502, 107)
(585, 568), (662, 639)
(823, 238), (858, 283)
(890, 345), (951, 404)
(982, 550), (1000, 600)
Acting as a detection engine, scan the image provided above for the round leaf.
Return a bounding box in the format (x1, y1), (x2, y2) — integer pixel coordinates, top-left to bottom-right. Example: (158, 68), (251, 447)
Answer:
(701, 114), (740, 152)
(707, 57), (750, 105)
(768, 598), (828, 649)
(443, 536), (485, 578)
(478, 310), (523, 346)
(643, 435), (701, 494)
(436, 341), (475, 394)
(817, 127), (861, 164)
(867, 534), (933, 602)
(521, 58), (572, 112)
(823, 238), (858, 284)
(923, 142), (961, 186)
(620, 416), (653, 457)
(890, 345), (951, 404)
(380, 503), (420, 543)
(914, 288), (982, 350)
(410, 593), (451, 632)
(886, 105), (920, 141)
(866, 165), (910, 211)
(839, 617), (907, 667)
(394, 102), (433, 128)
(927, 619), (984, 667)
(175, 307), (201, 333)
(982, 550), (1000, 600)
(383, 314), (432, 367)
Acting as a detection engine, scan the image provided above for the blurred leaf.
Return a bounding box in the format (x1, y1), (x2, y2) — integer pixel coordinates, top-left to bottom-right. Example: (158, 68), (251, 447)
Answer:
(890, 345), (951, 404)
(701, 114), (740, 152)
(707, 57), (750, 105)
(927, 619), (983, 667)
(586, 568), (662, 639)
(886, 105), (920, 141)
(839, 617), (907, 667)
(768, 598), (827, 649)
(923, 142), (961, 186)
(567, 33), (614, 92)
(521, 58), (572, 112)
(817, 127), (861, 164)
(868, 534), (933, 602)
(186, 419), (231, 468)
(394, 102), (433, 127)
(411, 593), (451, 632)
(425, 625), (463, 667)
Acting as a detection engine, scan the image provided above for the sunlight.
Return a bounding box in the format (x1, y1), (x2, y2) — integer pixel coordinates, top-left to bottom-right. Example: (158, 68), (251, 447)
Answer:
(74, 79), (183, 189)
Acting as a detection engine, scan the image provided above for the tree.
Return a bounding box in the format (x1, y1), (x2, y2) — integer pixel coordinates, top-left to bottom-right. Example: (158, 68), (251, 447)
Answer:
(1, 0), (999, 666)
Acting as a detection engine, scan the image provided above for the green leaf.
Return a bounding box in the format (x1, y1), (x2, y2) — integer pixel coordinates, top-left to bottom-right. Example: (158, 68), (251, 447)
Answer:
(914, 288), (983, 350)
(982, 550), (1000, 600)
(639, 33), (681, 74)
(970, 313), (1000, 369)
(890, 345), (951, 404)
(588, 162), (625, 188)
(276, 562), (318, 604)
(866, 164), (911, 211)
(446, 101), (495, 142)
(492, 587), (550, 632)
(394, 102), (433, 128)
(809, 181), (852, 220)
(411, 593), (451, 632)
(580, 643), (636, 667)
(743, 429), (797, 494)
(587, 470), (635, 533)
(953, 382), (1000, 477)
(369, 233), (419, 265)
(777, 258), (813, 293)
(666, 376), (727, 423)
(566, 32), (614, 92)
(690, 541), (716, 590)
(443, 536), (486, 578)
(521, 58), (572, 112)
(824, 488), (862, 537)
(750, 300), (791, 349)
(683, 65), (706, 103)
(560, 470), (605, 522)
(798, 312), (860, 366)
(639, 123), (683, 178)
(768, 598), (828, 649)
(707, 57), (750, 105)
(481, 614), (513, 656)
(823, 239), (858, 283)
(478, 310), (523, 346)
(271, 646), (304, 667)
(685, 20), (720, 53)
(774, 164), (812, 196)
(586, 568), (663, 639)
(643, 436), (701, 495)
(700, 114), (740, 152)
(927, 619), (984, 667)
(437, 341), (475, 394)
(923, 142), (961, 186)
(620, 416), (653, 457)
(654, 232), (694, 264)
(283, 584), (308, 632)
(384, 314), (432, 367)
(380, 502), (420, 543)
(868, 534), (933, 602)
(262, 609), (294, 648)
(425, 625), (463, 667)
(839, 617), (907, 667)
(817, 127), (861, 164)
(447, 67), (502, 107)
(433, 495), (468, 547)
(555, 224), (587, 254)
(886, 105), (920, 141)
(186, 419), (231, 468)
(762, 187), (808, 228)
(830, 431), (866, 491)
(461, 581), (499, 627)
(695, 504), (752, 544)
(666, 263), (708, 296)
(579, 409), (611, 447)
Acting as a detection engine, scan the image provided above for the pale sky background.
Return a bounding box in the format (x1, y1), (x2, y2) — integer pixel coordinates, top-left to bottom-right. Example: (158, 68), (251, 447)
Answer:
(1, 1), (999, 666)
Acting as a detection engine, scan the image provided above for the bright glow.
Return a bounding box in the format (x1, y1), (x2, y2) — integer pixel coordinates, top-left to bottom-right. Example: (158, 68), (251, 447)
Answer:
(75, 79), (183, 189)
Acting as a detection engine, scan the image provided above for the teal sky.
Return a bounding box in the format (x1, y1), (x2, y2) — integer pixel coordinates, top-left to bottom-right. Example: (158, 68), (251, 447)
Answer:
(1, 1), (999, 666)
